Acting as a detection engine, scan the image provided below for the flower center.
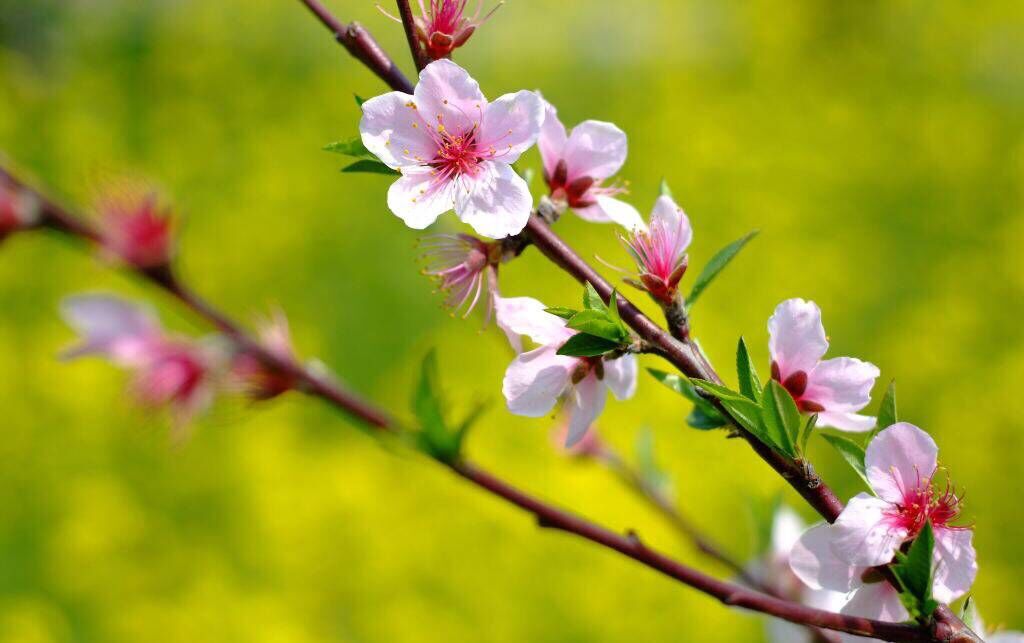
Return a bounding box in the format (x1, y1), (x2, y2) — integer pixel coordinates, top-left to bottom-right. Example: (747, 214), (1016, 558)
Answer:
(883, 470), (964, 536)
(770, 363), (825, 412)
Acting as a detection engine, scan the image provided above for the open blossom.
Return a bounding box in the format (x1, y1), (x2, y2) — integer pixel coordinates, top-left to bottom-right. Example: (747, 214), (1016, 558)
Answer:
(0, 180), (40, 240)
(790, 423), (976, 625)
(360, 59), (543, 239)
(97, 191), (174, 268)
(622, 195), (691, 304)
(537, 98), (642, 229)
(496, 296), (637, 447)
(382, 0), (502, 60)
(419, 233), (496, 316)
(60, 294), (217, 431)
(768, 298), (880, 431)
(230, 310), (299, 401)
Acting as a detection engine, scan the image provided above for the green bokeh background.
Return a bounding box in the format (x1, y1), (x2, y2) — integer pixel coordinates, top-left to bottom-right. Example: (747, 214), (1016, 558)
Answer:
(1, 1), (1022, 641)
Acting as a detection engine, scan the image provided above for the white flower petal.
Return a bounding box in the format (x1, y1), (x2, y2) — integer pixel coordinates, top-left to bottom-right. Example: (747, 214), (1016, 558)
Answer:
(494, 296), (573, 347)
(537, 97), (567, 179)
(502, 344), (575, 417)
(359, 91), (436, 169)
(455, 161), (533, 239)
(771, 506), (807, 557)
(767, 298), (829, 378)
(831, 493), (906, 567)
(481, 90), (543, 165)
(386, 168), (456, 230)
(807, 356), (880, 415)
(838, 582), (908, 642)
(562, 120), (628, 181)
(865, 422), (938, 505)
(790, 523), (866, 592)
(649, 194), (693, 251)
(932, 526), (977, 604)
(60, 294), (160, 363)
(602, 353), (637, 401)
(413, 59), (487, 137)
(573, 196), (644, 230)
(564, 373), (607, 447)
(815, 411), (878, 432)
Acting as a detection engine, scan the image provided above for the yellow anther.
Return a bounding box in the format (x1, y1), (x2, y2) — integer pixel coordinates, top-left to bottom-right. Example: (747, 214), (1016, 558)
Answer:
(412, 122), (419, 128)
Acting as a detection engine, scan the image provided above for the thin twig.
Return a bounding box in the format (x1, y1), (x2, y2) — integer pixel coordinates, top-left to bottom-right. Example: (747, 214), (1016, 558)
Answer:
(395, 0), (428, 71)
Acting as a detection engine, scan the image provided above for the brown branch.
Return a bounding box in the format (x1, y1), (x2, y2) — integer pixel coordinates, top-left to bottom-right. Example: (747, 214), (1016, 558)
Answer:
(394, 0), (428, 71)
(1, 164), (935, 642)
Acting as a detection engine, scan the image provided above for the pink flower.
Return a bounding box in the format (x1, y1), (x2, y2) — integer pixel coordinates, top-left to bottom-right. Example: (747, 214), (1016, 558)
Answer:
(97, 192), (174, 268)
(496, 296), (637, 447)
(60, 294), (217, 431)
(419, 233), (496, 316)
(360, 59), (543, 239)
(0, 180), (40, 240)
(381, 1), (502, 60)
(537, 98), (642, 229)
(622, 195), (692, 304)
(768, 299), (880, 431)
(790, 423), (976, 612)
(231, 310), (299, 401)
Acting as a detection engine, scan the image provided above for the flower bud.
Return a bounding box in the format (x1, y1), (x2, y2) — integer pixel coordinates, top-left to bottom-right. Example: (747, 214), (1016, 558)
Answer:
(98, 191), (174, 269)
(230, 311), (299, 401)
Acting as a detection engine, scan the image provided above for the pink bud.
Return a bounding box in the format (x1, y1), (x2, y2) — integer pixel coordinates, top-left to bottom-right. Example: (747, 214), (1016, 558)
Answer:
(380, 1), (502, 60)
(98, 191), (174, 269)
(230, 310), (299, 401)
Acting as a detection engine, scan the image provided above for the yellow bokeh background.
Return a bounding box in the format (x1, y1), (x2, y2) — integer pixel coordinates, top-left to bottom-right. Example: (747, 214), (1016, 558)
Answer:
(1, 1), (1022, 641)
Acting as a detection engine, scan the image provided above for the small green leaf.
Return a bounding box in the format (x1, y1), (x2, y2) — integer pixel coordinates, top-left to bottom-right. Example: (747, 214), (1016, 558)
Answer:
(877, 380), (898, 431)
(411, 351), (468, 463)
(565, 310), (628, 342)
(583, 282), (607, 311)
(608, 289), (621, 324)
(324, 136), (375, 160)
(821, 433), (871, 489)
(354, 94), (366, 106)
(544, 307), (579, 320)
(659, 178), (674, 198)
(648, 368), (690, 396)
(798, 413), (817, 453)
(686, 230), (759, 310)
(719, 396), (765, 437)
(960, 596), (977, 631)
(687, 406), (727, 430)
(557, 333), (622, 357)
(341, 159), (399, 175)
(736, 337), (763, 402)
(760, 380), (800, 457)
(689, 378), (749, 404)
(892, 521), (937, 622)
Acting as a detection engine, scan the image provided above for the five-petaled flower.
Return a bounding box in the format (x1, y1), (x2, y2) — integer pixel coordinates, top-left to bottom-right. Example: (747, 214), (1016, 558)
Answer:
(789, 422), (976, 624)
(97, 191), (174, 269)
(381, 0), (502, 61)
(622, 195), (692, 305)
(496, 296), (637, 447)
(360, 59), (543, 239)
(230, 310), (299, 401)
(419, 232), (497, 317)
(537, 98), (642, 229)
(768, 298), (880, 431)
(60, 294), (218, 434)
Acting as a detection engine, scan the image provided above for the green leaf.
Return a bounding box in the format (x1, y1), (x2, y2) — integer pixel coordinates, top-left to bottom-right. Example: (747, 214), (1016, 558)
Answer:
(608, 289), (622, 324)
(798, 413), (817, 453)
(354, 94), (366, 106)
(686, 406), (727, 430)
(689, 378), (749, 404)
(720, 396), (766, 437)
(583, 282), (607, 312)
(821, 433), (871, 489)
(735, 337), (763, 401)
(648, 368), (690, 396)
(761, 380), (800, 457)
(659, 178), (674, 198)
(340, 159), (399, 175)
(960, 596), (978, 631)
(565, 309), (628, 342)
(411, 351), (468, 463)
(544, 307), (579, 320)
(324, 136), (375, 160)
(877, 380), (898, 431)
(556, 333), (622, 357)
(686, 230), (759, 310)
(892, 521), (937, 622)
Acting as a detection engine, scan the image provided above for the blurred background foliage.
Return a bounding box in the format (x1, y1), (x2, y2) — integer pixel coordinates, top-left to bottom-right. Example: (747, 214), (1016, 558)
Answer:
(0, 1), (1022, 641)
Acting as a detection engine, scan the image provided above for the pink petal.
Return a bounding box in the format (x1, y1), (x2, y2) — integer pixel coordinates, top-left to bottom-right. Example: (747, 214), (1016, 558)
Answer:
(831, 493), (907, 566)
(573, 195), (643, 230)
(865, 422), (938, 505)
(790, 523), (866, 592)
(359, 91), (437, 169)
(932, 527), (977, 604)
(494, 296), (574, 347)
(537, 98), (567, 178)
(815, 411), (877, 432)
(649, 195), (693, 251)
(767, 299), (829, 378)
(602, 353), (637, 401)
(480, 90), (543, 165)
(413, 59), (487, 138)
(454, 161), (532, 239)
(562, 120), (628, 182)
(60, 294), (160, 362)
(502, 344), (575, 417)
(387, 167), (457, 229)
(839, 582), (908, 642)
(564, 373), (607, 447)
(765, 588), (848, 643)
(807, 357), (879, 413)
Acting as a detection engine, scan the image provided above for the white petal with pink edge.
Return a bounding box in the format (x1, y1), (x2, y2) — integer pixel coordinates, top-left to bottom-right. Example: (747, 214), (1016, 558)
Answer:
(573, 196), (644, 230)
(480, 90), (544, 165)
(502, 343), (575, 417)
(806, 356), (879, 416)
(386, 168), (457, 229)
(648, 195), (693, 250)
(864, 422), (938, 505)
(359, 91), (435, 169)
(413, 59), (487, 136)
(494, 296), (574, 347)
(932, 526), (977, 604)
(767, 298), (829, 377)
(603, 353), (638, 401)
(537, 98), (567, 178)
(831, 493), (907, 567)
(789, 523), (866, 592)
(454, 161), (533, 238)
(562, 120), (628, 182)
(564, 373), (607, 447)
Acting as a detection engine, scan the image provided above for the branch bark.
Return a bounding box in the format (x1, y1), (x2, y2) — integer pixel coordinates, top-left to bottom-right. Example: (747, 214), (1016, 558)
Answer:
(394, 0), (428, 71)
